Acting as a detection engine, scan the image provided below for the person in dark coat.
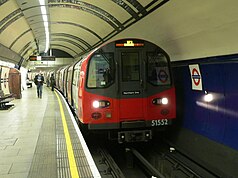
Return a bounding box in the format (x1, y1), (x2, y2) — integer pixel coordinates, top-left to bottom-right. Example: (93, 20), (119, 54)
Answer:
(34, 72), (44, 98)
(50, 73), (55, 91)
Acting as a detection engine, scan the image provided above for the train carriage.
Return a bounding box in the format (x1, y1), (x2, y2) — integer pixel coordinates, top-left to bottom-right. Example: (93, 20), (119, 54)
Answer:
(66, 61), (78, 107)
(62, 39), (176, 143)
(62, 65), (70, 98)
(58, 66), (65, 92)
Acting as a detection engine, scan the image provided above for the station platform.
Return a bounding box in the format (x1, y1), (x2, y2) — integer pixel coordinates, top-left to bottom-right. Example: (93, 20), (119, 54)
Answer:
(0, 85), (101, 178)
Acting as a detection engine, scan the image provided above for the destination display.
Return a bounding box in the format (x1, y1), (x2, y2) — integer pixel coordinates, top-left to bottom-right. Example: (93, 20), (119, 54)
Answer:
(29, 56), (55, 61)
(115, 39), (144, 47)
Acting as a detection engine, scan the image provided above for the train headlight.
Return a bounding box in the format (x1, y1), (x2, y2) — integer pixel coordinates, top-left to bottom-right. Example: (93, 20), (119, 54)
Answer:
(92, 100), (110, 108)
(152, 97), (168, 105)
(92, 101), (100, 108)
(161, 97), (168, 105)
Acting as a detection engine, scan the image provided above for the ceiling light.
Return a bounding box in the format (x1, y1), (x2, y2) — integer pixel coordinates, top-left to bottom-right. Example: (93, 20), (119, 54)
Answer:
(39, 0), (49, 53)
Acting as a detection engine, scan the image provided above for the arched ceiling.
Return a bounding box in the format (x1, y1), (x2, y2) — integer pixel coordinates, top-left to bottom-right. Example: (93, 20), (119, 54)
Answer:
(0, 0), (238, 67)
(0, 0), (168, 66)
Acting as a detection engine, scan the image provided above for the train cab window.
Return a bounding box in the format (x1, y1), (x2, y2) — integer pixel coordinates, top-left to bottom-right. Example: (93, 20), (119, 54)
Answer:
(87, 53), (114, 88)
(121, 52), (139, 82)
(147, 52), (171, 86)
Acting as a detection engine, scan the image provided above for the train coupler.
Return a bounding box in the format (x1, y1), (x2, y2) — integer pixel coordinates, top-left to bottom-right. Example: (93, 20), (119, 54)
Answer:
(118, 130), (152, 143)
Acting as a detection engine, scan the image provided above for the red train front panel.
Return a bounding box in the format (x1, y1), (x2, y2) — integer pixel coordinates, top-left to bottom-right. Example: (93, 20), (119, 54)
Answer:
(80, 88), (176, 126)
(76, 39), (176, 142)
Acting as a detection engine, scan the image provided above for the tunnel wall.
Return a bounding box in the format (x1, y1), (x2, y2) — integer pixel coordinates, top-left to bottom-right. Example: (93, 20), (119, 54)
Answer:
(169, 54), (238, 177)
(0, 44), (21, 64)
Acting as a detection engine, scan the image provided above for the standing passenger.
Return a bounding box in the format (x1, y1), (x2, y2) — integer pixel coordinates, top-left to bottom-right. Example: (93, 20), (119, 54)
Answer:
(50, 73), (55, 91)
(34, 72), (44, 98)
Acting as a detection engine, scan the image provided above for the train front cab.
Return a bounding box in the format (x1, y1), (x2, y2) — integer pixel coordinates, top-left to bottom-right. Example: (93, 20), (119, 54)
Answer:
(79, 39), (176, 143)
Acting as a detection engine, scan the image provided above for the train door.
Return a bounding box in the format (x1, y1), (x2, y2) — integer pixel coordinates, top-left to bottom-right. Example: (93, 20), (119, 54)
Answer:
(118, 50), (145, 121)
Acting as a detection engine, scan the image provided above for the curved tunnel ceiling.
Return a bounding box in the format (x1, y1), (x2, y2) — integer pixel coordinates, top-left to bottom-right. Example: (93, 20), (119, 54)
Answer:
(0, 0), (168, 66)
(1, 0), (238, 67)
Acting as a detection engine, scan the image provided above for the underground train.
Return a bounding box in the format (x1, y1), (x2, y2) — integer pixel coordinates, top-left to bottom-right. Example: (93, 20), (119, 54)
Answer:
(54, 38), (176, 143)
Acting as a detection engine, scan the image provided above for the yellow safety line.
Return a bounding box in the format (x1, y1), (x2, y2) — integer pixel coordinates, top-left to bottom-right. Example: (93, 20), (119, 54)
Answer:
(55, 91), (80, 178)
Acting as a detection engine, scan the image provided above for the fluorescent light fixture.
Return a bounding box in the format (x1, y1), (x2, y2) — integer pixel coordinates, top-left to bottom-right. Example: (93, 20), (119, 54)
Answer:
(39, 0), (49, 53)
(41, 6), (47, 14)
(44, 21), (48, 28)
(42, 15), (48, 22)
(39, 0), (45, 5)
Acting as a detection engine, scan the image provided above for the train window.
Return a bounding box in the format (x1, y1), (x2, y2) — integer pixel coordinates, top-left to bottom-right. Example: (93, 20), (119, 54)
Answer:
(87, 53), (114, 88)
(147, 52), (171, 85)
(121, 52), (139, 82)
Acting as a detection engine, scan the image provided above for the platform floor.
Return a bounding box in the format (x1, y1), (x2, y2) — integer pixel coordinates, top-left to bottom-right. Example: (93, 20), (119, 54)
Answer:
(0, 85), (100, 178)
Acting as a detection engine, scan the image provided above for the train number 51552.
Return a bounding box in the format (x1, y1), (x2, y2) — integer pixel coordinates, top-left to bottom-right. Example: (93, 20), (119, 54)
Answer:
(151, 119), (168, 126)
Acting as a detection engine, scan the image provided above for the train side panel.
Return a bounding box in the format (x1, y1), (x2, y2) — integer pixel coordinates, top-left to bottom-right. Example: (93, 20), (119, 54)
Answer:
(66, 65), (73, 105)
(55, 68), (61, 89)
(58, 67), (65, 92)
(63, 65), (69, 98)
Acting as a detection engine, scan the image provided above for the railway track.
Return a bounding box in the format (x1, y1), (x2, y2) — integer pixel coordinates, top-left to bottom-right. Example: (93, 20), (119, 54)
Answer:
(132, 139), (220, 178)
(85, 132), (221, 178)
(86, 135), (150, 178)
(91, 147), (126, 178)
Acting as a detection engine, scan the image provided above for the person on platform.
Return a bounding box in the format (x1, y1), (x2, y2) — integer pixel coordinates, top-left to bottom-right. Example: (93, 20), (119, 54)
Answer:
(34, 72), (44, 98)
(50, 73), (55, 91)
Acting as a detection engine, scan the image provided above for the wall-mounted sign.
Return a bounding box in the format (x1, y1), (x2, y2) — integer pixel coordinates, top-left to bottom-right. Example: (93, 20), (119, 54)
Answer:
(41, 56), (55, 61)
(29, 56), (55, 61)
(189, 64), (203, 91)
(0, 66), (10, 95)
(29, 56), (37, 61)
